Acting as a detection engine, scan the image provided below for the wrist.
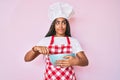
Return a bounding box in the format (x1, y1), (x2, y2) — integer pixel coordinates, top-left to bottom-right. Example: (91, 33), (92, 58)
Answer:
(73, 57), (80, 66)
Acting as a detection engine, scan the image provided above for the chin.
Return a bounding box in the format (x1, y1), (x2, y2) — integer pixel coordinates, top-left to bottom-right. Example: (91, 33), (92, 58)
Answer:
(59, 33), (65, 35)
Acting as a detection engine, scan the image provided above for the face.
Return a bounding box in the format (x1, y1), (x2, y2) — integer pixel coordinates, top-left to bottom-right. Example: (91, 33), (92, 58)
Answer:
(55, 17), (67, 37)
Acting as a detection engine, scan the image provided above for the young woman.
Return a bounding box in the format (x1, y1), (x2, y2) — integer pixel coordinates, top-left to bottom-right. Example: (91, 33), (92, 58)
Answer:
(24, 2), (89, 80)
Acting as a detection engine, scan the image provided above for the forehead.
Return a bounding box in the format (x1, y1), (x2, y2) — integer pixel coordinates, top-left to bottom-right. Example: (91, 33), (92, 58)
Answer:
(55, 17), (66, 21)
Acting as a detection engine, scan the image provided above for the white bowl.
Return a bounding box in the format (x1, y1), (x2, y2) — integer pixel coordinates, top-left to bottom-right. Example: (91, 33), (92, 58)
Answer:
(49, 53), (75, 66)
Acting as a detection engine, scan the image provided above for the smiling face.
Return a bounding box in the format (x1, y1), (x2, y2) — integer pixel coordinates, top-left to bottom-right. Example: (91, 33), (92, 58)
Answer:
(55, 17), (67, 37)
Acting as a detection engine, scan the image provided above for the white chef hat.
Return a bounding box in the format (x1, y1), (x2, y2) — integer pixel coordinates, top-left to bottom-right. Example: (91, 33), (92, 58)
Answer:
(48, 2), (74, 21)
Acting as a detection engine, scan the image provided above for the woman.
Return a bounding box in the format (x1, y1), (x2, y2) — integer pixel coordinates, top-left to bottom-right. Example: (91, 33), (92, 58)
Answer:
(24, 2), (89, 80)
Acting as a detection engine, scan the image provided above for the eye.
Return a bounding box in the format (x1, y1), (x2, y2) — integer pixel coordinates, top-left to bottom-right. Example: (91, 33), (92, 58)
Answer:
(55, 21), (60, 25)
(62, 21), (66, 25)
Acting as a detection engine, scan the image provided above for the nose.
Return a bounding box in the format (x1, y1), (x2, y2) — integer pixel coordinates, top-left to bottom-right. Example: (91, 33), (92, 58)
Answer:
(59, 23), (63, 27)
(59, 22), (65, 27)
(59, 24), (64, 29)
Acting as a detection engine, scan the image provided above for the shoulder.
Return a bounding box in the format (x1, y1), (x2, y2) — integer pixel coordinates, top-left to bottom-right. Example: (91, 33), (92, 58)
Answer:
(69, 37), (79, 43)
(40, 36), (51, 41)
(36, 36), (52, 46)
(69, 37), (83, 53)
(69, 37), (81, 45)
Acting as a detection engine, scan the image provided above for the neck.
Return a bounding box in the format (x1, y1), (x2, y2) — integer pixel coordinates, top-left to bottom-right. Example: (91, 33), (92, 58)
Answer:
(55, 34), (65, 37)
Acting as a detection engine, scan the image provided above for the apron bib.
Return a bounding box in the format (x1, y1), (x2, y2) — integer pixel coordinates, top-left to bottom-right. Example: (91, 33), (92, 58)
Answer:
(44, 36), (76, 80)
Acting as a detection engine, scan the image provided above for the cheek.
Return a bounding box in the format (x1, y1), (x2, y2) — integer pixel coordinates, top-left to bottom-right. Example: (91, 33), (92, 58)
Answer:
(55, 25), (58, 31)
(63, 26), (67, 30)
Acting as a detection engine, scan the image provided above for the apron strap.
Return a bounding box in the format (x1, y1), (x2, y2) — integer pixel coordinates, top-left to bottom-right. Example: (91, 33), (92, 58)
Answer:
(50, 35), (54, 45)
(50, 35), (70, 44)
(66, 36), (70, 44)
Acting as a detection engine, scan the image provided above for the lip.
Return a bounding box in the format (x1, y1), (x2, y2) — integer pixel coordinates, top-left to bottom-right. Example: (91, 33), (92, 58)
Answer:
(58, 29), (64, 31)
(58, 30), (64, 32)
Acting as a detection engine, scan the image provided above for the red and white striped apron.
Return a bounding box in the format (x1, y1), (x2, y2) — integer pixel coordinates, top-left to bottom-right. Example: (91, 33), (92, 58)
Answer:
(44, 36), (76, 80)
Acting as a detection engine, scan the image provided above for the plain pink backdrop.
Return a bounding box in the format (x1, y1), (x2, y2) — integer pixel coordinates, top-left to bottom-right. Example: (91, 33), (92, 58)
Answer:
(0, 0), (120, 80)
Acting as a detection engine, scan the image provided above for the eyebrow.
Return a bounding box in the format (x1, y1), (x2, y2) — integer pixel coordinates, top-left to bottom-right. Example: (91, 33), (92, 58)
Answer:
(55, 20), (66, 22)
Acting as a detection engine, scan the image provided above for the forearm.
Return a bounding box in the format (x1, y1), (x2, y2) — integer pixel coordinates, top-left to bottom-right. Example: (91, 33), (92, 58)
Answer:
(24, 49), (40, 62)
(73, 52), (89, 66)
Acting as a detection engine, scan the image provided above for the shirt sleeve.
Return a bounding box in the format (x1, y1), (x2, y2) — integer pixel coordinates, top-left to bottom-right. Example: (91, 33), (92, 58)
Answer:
(35, 38), (44, 46)
(71, 38), (84, 54)
(35, 37), (50, 46)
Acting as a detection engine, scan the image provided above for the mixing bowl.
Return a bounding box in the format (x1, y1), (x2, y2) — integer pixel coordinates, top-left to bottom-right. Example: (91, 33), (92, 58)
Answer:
(49, 53), (75, 66)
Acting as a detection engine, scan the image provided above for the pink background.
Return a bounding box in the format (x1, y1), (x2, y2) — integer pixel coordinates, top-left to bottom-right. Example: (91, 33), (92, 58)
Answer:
(0, 0), (120, 80)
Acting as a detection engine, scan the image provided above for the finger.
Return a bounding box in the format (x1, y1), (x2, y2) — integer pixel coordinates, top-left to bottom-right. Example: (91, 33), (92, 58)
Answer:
(56, 63), (66, 67)
(43, 47), (49, 55)
(56, 60), (62, 65)
(56, 60), (68, 64)
(36, 46), (42, 53)
(56, 61), (70, 67)
(56, 63), (61, 66)
(38, 48), (42, 53)
(40, 47), (47, 55)
(60, 63), (70, 67)
(63, 56), (72, 59)
(61, 64), (67, 67)
(61, 64), (69, 67)
(45, 47), (49, 55)
(40, 47), (46, 55)
(56, 60), (65, 63)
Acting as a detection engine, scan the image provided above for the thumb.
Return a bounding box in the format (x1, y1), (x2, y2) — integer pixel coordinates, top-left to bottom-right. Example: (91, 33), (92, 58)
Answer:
(63, 56), (71, 59)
